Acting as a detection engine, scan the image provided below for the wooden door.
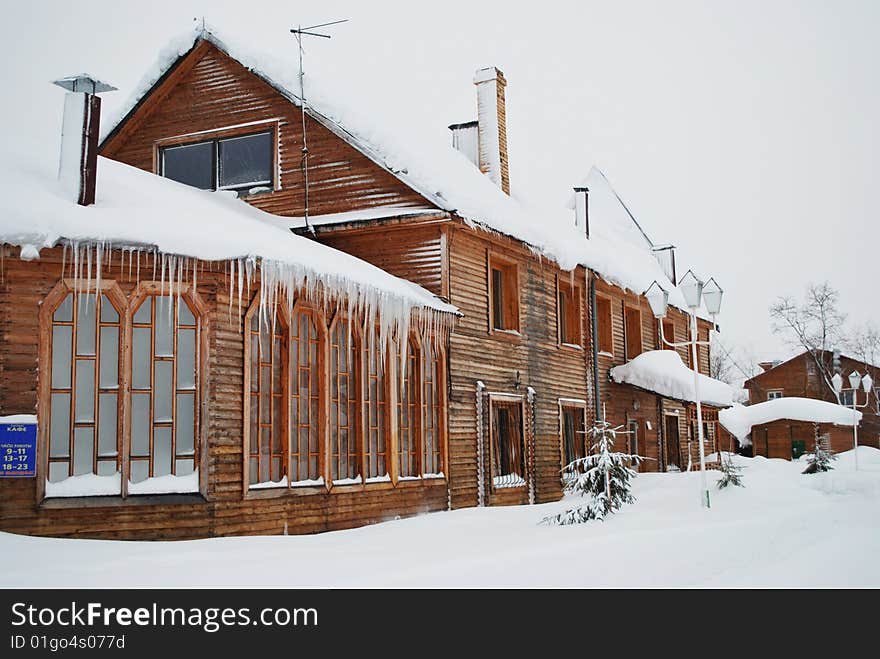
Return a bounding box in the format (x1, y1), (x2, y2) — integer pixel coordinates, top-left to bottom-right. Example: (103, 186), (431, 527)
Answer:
(664, 415), (681, 471)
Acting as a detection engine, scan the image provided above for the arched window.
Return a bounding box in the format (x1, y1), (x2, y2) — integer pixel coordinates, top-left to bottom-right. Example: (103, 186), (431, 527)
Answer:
(397, 338), (420, 478)
(245, 304), (288, 487)
(421, 343), (443, 476)
(290, 306), (322, 484)
(45, 285), (125, 494)
(129, 292), (200, 492)
(329, 317), (361, 483)
(363, 328), (388, 480)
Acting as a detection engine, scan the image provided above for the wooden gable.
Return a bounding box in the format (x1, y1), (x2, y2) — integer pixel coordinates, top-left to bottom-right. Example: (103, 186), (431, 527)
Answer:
(101, 40), (432, 217)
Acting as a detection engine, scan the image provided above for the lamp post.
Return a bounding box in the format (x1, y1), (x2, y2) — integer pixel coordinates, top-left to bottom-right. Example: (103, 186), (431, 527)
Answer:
(646, 272), (723, 509)
(831, 370), (872, 471)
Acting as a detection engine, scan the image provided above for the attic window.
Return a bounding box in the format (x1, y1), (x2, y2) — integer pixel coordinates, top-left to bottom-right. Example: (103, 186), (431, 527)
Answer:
(160, 130), (274, 193)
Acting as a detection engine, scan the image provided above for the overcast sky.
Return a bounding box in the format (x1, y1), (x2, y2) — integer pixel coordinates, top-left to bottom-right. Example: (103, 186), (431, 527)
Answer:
(3, 1), (878, 369)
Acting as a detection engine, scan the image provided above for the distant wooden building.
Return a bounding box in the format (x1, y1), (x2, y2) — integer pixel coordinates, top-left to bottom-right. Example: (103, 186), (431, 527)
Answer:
(744, 350), (880, 455)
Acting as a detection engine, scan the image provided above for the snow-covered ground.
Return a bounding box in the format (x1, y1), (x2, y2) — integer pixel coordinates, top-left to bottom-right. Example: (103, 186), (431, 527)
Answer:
(3, 448), (879, 588)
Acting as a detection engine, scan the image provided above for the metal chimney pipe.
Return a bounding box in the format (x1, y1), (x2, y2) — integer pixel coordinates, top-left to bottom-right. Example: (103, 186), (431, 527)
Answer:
(53, 75), (116, 206)
(574, 186), (589, 238)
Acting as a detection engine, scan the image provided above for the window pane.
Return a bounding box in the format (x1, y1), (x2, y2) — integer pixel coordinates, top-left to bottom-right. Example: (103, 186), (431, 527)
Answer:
(73, 427), (94, 476)
(100, 295), (118, 323)
(49, 393), (70, 458)
(49, 462), (69, 483)
(53, 294), (73, 322)
(51, 326), (72, 389)
(154, 297), (174, 357)
(130, 460), (148, 484)
(132, 328), (152, 389)
(98, 393), (118, 457)
(175, 459), (195, 477)
(74, 360), (95, 422)
(162, 141), (214, 190)
(133, 298), (152, 324)
(99, 326), (119, 388)
(176, 393), (195, 456)
(218, 132), (272, 190)
(177, 328), (196, 389)
(154, 362), (172, 421)
(76, 295), (97, 356)
(131, 393), (151, 456)
(154, 427), (172, 477)
(97, 460), (117, 476)
(179, 301), (196, 326)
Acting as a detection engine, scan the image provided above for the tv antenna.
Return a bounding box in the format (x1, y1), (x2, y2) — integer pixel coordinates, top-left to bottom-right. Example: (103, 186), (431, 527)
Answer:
(290, 19), (348, 234)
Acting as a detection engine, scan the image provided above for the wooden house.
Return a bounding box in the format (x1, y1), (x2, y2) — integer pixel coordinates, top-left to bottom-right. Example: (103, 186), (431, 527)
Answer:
(0, 26), (731, 539)
(741, 350), (880, 457)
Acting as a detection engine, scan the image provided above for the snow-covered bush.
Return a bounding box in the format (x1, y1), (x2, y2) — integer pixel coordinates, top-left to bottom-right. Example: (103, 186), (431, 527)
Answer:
(543, 418), (644, 525)
(802, 435), (836, 474)
(716, 454), (744, 489)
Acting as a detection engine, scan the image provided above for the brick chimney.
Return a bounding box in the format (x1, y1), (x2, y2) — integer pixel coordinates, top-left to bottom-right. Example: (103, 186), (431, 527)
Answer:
(450, 67), (511, 195)
(473, 67), (510, 195)
(53, 74), (116, 206)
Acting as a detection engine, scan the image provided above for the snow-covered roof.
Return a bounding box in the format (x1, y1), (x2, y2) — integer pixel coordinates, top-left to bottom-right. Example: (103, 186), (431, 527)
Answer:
(0, 148), (458, 320)
(101, 24), (701, 312)
(609, 350), (735, 407)
(719, 398), (863, 441)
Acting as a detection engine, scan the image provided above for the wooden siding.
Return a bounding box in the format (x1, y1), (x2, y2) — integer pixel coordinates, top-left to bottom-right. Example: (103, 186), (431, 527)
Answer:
(101, 40), (429, 218)
(750, 420), (854, 460)
(318, 222), (446, 297)
(442, 227), (590, 507)
(0, 245), (449, 539)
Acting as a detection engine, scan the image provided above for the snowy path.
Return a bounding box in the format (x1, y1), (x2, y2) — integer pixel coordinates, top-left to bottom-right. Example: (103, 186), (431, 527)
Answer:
(2, 449), (878, 588)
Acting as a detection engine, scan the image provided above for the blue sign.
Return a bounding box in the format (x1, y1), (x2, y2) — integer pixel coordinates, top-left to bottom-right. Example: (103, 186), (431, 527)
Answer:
(0, 421), (37, 478)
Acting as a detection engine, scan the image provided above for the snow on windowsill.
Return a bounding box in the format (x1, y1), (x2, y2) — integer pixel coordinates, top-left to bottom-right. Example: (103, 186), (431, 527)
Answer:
(250, 476), (289, 490)
(128, 470), (199, 495)
(332, 476), (363, 486)
(493, 475), (527, 488)
(423, 472), (445, 479)
(291, 477), (324, 488)
(45, 472), (121, 498)
(398, 476), (422, 481)
(365, 474), (391, 484)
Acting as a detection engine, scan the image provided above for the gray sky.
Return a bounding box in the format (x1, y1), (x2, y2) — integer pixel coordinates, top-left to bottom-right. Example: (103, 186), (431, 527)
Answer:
(3, 0), (878, 366)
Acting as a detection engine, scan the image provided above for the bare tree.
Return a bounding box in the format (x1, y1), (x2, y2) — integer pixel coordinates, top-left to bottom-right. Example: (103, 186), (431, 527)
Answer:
(710, 336), (761, 388)
(769, 282), (847, 399)
(847, 321), (880, 384)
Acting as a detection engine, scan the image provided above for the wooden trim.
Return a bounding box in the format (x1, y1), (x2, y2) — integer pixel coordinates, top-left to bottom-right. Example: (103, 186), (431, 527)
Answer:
(153, 120), (282, 192)
(242, 293), (291, 495)
(558, 399), (588, 474)
(39, 280), (128, 503)
(487, 393), (527, 492)
(101, 40), (213, 157)
(487, 249), (521, 335)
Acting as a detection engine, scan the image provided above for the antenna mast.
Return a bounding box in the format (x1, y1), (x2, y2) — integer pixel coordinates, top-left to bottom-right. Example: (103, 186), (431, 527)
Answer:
(290, 19), (348, 235)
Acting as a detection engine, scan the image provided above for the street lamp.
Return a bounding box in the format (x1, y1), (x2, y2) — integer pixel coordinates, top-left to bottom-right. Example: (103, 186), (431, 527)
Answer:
(832, 369), (873, 471)
(645, 271), (723, 509)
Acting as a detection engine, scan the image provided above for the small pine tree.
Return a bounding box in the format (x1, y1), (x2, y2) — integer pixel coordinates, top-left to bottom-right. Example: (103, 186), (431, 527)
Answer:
(802, 435), (836, 474)
(716, 453), (744, 489)
(543, 417), (644, 525)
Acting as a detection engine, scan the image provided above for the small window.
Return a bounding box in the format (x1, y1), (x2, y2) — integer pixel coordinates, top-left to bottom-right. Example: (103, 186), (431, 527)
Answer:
(628, 419), (640, 457)
(875, 388), (880, 414)
(624, 306), (642, 360)
(596, 296), (613, 354)
(767, 390), (784, 401)
(160, 130), (274, 193)
(840, 390), (854, 407)
(561, 404), (586, 468)
(557, 279), (582, 346)
(491, 399), (525, 488)
(489, 255), (519, 333)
